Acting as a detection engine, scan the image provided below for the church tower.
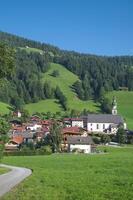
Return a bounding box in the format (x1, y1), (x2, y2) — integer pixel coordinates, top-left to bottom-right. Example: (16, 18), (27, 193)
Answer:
(112, 96), (117, 115)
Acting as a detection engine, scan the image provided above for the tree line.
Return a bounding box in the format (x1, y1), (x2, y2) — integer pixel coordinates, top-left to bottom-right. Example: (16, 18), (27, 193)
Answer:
(54, 52), (133, 100)
(0, 31), (133, 106)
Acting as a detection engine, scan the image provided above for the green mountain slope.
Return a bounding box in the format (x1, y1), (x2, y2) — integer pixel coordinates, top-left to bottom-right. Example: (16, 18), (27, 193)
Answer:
(0, 102), (11, 114)
(25, 99), (62, 114)
(25, 63), (99, 114)
(106, 91), (133, 129)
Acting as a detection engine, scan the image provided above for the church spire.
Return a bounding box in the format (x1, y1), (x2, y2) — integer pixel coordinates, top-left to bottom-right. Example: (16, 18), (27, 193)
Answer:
(112, 96), (117, 115)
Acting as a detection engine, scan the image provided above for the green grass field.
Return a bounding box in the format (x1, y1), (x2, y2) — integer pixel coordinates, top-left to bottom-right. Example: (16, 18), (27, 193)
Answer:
(19, 47), (54, 57)
(0, 167), (9, 175)
(20, 47), (43, 54)
(1, 147), (133, 200)
(25, 99), (62, 114)
(106, 91), (133, 129)
(25, 63), (99, 114)
(0, 102), (11, 114)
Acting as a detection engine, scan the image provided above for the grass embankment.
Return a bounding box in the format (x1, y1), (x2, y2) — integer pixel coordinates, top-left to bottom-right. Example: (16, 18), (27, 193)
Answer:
(2, 147), (133, 200)
(0, 102), (11, 114)
(0, 167), (10, 175)
(106, 91), (133, 129)
(25, 63), (99, 114)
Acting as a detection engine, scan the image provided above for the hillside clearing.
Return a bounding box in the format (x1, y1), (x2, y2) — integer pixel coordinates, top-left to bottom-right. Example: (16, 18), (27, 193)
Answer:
(25, 99), (62, 114)
(0, 102), (11, 114)
(25, 63), (99, 114)
(106, 91), (133, 129)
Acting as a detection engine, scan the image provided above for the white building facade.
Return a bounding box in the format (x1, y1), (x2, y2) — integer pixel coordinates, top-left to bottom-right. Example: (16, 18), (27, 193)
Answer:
(71, 120), (84, 128)
(86, 114), (126, 134)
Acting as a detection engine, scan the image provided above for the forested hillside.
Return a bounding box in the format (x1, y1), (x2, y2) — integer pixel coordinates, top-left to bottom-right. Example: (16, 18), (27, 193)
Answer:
(0, 31), (133, 115)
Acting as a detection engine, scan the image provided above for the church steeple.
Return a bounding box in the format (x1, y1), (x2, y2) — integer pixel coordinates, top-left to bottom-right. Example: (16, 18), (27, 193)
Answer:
(112, 96), (117, 115)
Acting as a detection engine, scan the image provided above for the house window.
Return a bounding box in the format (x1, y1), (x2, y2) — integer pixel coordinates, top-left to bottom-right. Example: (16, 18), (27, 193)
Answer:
(103, 124), (105, 129)
(97, 124), (99, 129)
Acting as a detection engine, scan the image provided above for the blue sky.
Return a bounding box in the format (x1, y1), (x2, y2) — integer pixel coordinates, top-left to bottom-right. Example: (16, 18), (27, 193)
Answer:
(0, 0), (132, 55)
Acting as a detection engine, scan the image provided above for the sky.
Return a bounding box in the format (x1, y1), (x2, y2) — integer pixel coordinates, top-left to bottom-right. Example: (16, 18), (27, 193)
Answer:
(0, 0), (132, 56)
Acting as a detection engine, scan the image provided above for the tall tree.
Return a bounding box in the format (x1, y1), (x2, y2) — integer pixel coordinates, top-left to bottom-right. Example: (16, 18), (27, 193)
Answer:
(50, 120), (62, 152)
(116, 127), (126, 145)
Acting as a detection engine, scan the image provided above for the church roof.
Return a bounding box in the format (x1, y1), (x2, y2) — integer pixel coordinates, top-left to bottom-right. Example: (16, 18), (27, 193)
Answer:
(87, 114), (124, 124)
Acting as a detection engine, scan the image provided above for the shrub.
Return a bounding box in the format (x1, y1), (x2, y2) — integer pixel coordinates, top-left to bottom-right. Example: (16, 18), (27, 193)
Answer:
(0, 144), (4, 162)
(51, 70), (59, 77)
(36, 146), (52, 155)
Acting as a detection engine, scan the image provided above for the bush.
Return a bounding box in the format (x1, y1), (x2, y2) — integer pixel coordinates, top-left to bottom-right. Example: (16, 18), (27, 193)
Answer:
(51, 70), (59, 77)
(103, 148), (108, 153)
(0, 144), (4, 162)
(92, 136), (101, 144)
(36, 146), (52, 155)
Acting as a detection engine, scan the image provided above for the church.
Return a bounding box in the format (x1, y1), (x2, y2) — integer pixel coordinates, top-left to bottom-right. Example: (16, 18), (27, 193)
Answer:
(68, 97), (127, 134)
(85, 97), (127, 134)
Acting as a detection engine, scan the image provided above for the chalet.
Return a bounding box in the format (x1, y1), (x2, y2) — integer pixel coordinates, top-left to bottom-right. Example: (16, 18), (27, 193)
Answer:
(15, 131), (34, 143)
(67, 135), (95, 153)
(62, 126), (85, 136)
(62, 126), (87, 150)
(5, 135), (24, 152)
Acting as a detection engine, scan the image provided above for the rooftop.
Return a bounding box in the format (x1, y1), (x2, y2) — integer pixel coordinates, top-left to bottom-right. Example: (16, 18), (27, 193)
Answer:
(87, 114), (124, 124)
(67, 136), (93, 145)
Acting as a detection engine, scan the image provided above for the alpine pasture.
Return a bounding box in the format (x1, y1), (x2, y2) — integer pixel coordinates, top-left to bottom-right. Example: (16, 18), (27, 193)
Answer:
(1, 147), (133, 200)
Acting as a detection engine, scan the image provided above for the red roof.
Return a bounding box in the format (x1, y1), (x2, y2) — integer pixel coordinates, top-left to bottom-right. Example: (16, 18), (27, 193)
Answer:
(63, 126), (81, 134)
(11, 136), (24, 144)
(41, 120), (49, 125)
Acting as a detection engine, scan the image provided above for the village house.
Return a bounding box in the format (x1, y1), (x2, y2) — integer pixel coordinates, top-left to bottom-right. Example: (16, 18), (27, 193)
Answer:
(61, 126), (87, 150)
(67, 135), (95, 153)
(64, 118), (84, 128)
(5, 135), (24, 152)
(26, 123), (42, 131)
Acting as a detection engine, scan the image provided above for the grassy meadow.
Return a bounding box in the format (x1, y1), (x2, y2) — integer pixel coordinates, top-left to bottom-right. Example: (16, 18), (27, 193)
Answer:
(25, 63), (99, 114)
(25, 99), (62, 114)
(0, 167), (10, 175)
(106, 91), (133, 129)
(1, 147), (133, 200)
(20, 47), (54, 57)
(20, 47), (43, 54)
(0, 102), (10, 115)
